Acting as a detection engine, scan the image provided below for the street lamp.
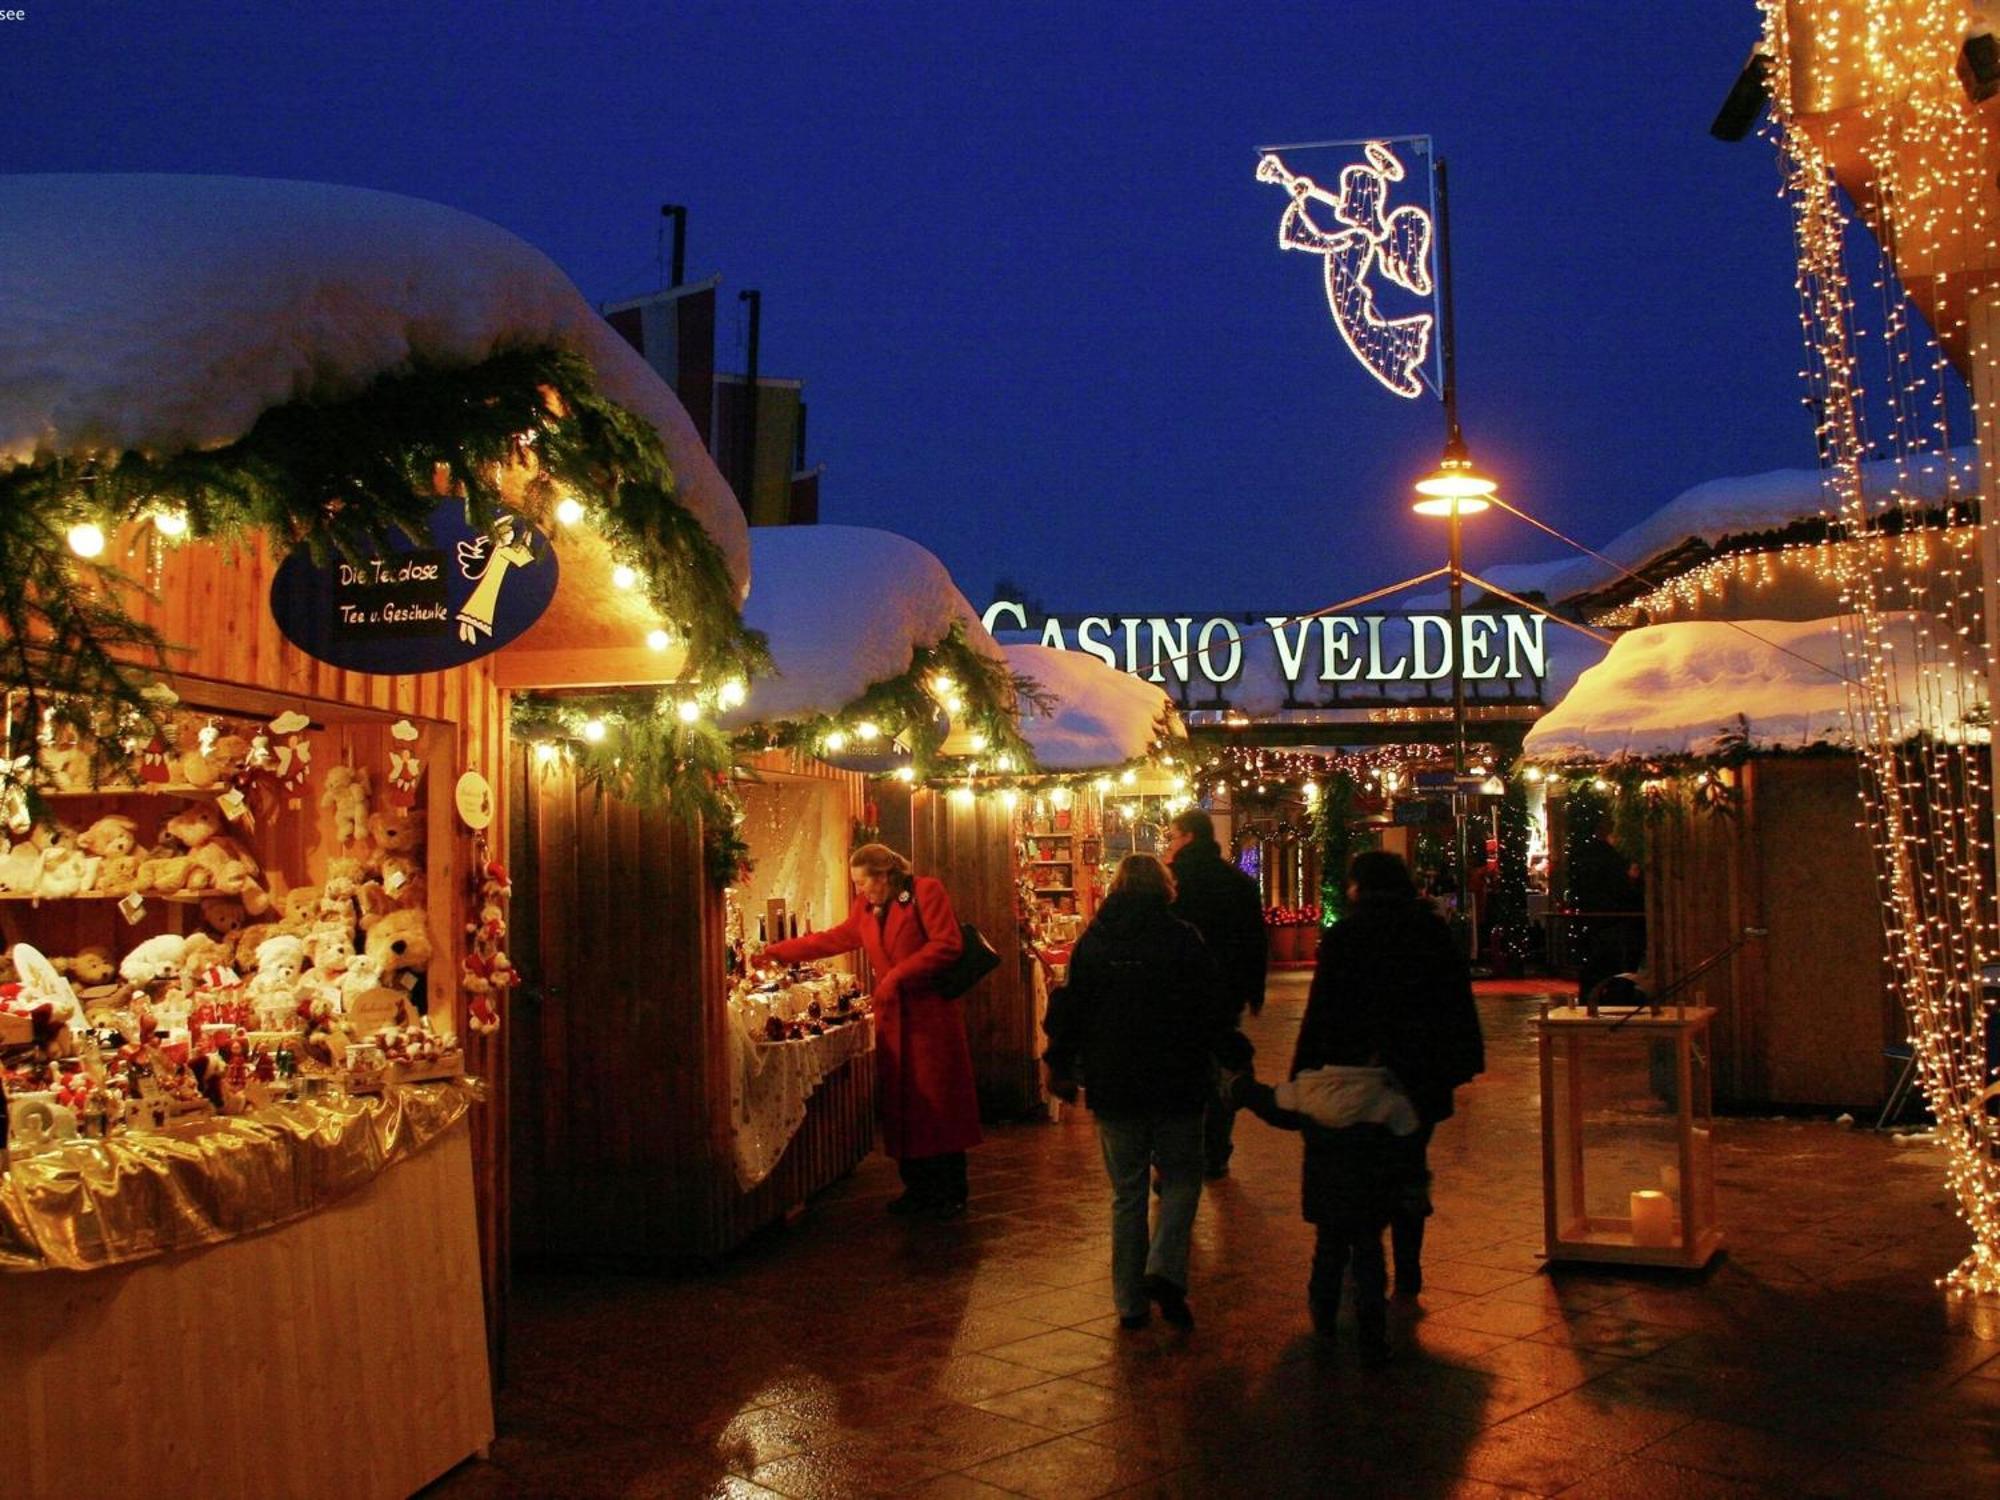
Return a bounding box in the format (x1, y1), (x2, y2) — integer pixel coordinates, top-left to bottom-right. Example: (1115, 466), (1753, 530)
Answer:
(1408, 155), (1494, 952)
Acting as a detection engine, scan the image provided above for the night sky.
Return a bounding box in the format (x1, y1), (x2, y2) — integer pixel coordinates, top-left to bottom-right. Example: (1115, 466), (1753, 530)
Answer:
(9, 2), (1810, 617)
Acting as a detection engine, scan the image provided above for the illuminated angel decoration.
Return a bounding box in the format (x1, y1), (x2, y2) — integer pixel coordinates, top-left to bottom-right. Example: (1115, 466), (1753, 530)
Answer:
(1257, 142), (1435, 398)
(455, 517), (538, 646)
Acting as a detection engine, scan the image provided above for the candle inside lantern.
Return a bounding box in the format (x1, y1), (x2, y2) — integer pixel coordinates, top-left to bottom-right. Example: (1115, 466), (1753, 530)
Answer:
(1630, 1189), (1675, 1247)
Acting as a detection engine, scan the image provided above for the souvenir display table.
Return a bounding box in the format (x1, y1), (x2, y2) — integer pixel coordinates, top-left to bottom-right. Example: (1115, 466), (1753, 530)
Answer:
(1, 1080), (493, 1500)
(727, 965), (873, 1190)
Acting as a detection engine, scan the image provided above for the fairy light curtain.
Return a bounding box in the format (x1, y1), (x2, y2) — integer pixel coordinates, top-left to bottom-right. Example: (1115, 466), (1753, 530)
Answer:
(1762, 0), (2000, 1293)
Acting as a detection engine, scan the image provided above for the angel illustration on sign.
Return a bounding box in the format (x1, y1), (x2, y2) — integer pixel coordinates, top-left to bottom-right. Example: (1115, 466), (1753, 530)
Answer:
(1256, 142), (1435, 399)
(386, 718), (424, 810)
(455, 517), (539, 646)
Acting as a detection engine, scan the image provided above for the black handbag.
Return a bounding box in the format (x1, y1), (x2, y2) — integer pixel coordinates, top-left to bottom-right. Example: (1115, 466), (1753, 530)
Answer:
(911, 895), (1002, 999)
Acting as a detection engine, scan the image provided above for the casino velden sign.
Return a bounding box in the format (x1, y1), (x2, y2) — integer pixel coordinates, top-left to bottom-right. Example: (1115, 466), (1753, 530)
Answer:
(981, 601), (1546, 699)
(271, 501), (558, 674)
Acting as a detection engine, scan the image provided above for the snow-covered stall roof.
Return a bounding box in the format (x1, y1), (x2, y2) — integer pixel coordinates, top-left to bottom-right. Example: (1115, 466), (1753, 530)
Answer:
(1522, 614), (1984, 762)
(722, 525), (1003, 726)
(1002, 644), (1180, 771)
(0, 174), (749, 595)
(1553, 448), (1977, 603)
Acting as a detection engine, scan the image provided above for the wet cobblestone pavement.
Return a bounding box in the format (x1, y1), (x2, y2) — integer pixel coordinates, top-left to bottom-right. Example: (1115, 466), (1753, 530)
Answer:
(426, 976), (2000, 1497)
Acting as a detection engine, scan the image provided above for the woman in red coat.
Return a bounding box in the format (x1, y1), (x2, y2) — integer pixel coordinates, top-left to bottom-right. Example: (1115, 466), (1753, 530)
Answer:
(760, 843), (982, 1217)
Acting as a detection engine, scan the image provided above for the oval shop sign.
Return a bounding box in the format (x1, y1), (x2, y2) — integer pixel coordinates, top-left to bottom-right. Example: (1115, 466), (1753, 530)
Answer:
(270, 501), (559, 674)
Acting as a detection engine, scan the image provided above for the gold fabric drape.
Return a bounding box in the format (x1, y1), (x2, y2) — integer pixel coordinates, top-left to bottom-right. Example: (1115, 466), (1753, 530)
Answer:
(0, 1079), (481, 1273)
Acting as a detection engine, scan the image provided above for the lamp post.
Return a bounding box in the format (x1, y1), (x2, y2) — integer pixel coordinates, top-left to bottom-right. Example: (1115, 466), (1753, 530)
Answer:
(1410, 156), (1494, 950)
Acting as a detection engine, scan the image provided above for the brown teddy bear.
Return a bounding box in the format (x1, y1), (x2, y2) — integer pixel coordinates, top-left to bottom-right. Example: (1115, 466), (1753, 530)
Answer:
(180, 731), (249, 789)
(363, 907), (432, 987)
(163, 803), (271, 914)
(378, 851), (427, 913)
(365, 806), (425, 872)
(137, 836), (195, 897)
(77, 814), (143, 896)
(233, 920), (282, 973)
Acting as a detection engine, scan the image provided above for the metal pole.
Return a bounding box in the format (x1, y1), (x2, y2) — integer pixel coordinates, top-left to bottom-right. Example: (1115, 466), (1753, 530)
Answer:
(1435, 155), (1474, 937)
(660, 204), (687, 290)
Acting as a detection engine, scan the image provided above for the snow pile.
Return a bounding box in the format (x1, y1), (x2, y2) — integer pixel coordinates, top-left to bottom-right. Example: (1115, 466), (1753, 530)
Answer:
(1003, 644), (1179, 771)
(0, 174), (749, 593)
(1554, 449), (1978, 602)
(724, 526), (1003, 726)
(1523, 614), (1984, 762)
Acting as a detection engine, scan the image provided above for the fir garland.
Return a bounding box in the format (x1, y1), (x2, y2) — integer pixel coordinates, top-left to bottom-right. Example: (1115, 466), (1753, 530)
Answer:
(1313, 771), (1359, 924)
(0, 345), (767, 792)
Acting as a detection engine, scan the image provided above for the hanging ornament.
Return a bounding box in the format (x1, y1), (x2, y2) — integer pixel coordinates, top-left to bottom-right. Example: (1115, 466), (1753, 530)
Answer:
(386, 719), (425, 810)
(138, 733), (172, 785)
(267, 711), (314, 798)
(460, 846), (516, 1037)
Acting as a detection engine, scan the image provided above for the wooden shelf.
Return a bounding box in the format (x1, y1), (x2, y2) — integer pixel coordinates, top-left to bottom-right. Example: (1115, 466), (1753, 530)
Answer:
(1029, 860), (1073, 867)
(0, 890), (207, 904)
(38, 784), (225, 801)
(1032, 887), (1074, 895)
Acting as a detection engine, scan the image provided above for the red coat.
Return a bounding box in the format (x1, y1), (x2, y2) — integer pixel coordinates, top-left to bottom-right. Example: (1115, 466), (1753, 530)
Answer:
(763, 875), (983, 1159)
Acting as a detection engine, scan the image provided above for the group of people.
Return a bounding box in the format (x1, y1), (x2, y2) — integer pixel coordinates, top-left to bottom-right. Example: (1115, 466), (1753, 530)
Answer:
(760, 812), (1485, 1365)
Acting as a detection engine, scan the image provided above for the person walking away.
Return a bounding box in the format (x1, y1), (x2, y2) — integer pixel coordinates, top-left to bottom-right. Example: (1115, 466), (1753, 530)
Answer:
(1228, 1050), (1422, 1365)
(1163, 809), (1268, 1178)
(1043, 854), (1243, 1330)
(1286, 851), (1482, 1315)
(761, 844), (981, 1218)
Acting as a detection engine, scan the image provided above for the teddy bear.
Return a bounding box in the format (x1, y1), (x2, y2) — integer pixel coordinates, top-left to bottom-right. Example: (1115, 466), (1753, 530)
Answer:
(163, 804), (271, 913)
(202, 896), (249, 942)
(247, 934), (307, 1031)
(304, 919), (358, 980)
(120, 933), (188, 992)
(364, 806), (425, 875)
(177, 932), (237, 991)
(33, 823), (100, 899)
(78, 814), (143, 896)
(180, 731), (249, 790)
(55, 947), (119, 990)
(39, 741), (95, 792)
(0, 833), (43, 894)
(273, 884), (322, 934)
(321, 764), (373, 846)
(137, 836), (195, 897)
(363, 907), (431, 985)
(378, 850), (427, 913)
(232, 919), (281, 972)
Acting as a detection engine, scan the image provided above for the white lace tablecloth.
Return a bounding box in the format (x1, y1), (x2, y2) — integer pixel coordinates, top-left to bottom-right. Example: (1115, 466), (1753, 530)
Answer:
(727, 1014), (874, 1190)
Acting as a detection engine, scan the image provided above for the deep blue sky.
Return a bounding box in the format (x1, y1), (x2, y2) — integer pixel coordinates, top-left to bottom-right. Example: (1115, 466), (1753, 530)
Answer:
(7, 1), (1809, 615)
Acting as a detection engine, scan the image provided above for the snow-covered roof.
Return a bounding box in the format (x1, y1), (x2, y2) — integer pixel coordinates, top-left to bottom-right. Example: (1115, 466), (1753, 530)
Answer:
(1003, 644), (1180, 771)
(1554, 448), (1978, 602)
(1522, 614), (1984, 761)
(0, 174), (749, 594)
(722, 525), (1004, 726)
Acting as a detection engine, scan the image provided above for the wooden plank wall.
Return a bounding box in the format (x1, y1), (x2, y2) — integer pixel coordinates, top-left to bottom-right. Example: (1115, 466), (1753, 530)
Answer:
(510, 747), (875, 1261)
(910, 789), (1039, 1119)
(117, 533), (512, 1366)
(1648, 759), (1894, 1110)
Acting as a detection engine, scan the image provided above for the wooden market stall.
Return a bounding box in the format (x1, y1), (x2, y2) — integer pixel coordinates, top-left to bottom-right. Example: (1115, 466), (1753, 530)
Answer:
(0, 175), (755, 1498)
(1521, 613), (1984, 1111)
(509, 524), (1027, 1259)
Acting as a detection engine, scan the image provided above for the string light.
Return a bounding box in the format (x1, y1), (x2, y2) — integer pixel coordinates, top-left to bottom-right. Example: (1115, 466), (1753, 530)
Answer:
(1762, 0), (2000, 1293)
(555, 496), (586, 527)
(151, 507), (189, 538)
(1256, 141), (1435, 399)
(611, 564), (638, 590)
(66, 522), (106, 558)
(676, 700), (701, 725)
(824, 728), (848, 752)
(533, 742), (560, 766)
(719, 677), (747, 708)
(646, 628), (673, 652)
(581, 718), (607, 743)
(894, 766), (916, 783)
(968, 732), (989, 752)
(856, 720), (880, 741)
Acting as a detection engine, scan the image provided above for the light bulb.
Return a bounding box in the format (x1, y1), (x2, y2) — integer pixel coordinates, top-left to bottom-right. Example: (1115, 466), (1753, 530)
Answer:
(945, 696), (965, 716)
(856, 720), (880, 741)
(951, 786), (975, 806)
(893, 766), (916, 783)
(582, 719), (607, 744)
(1120, 769), (1137, 785)
(612, 564), (638, 590)
(555, 496), (586, 526)
(1000, 790), (1019, 810)
(152, 508), (189, 538)
(646, 628), (672, 652)
(676, 700), (701, 724)
(67, 522), (106, 558)
(825, 729), (848, 752)
(533, 742), (560, 766)
(1050, 786), (1073, 810)
(931, 675), (956, 696)
(1094, 777), (1112, 793)
(719, 678), (747, 709)
(969, 732), (989, 752)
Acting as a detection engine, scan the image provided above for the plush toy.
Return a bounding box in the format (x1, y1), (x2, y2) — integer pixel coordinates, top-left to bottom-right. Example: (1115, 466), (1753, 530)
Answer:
(339, 953), (386, 1012)
(58, 947), (118, 989)
(355, 875), (398, 932)
(363, 907), (432, 986)
(163, 802), (224, 852)
(202, 897), (249, 942)
(180, 731), (249, 790)
(378, 851), (427, 912)
(365, 806), (425, 871)
(275, 885), (322, 933)
(0, 834), (43, 894)
(137, 837), (195, 897)
(304, 920), (357, 978)
(178, 933), (237, 990)
(321, 765), (373, 846)
(120, 934), (189, 989)
(248, 935), (307, 1031)
(34, 823), (99, 899)
(77, 814), (143, 896)
(39, 741), (94, 791)
(232, 920), (281, 972)
(188, 834), (272, 914)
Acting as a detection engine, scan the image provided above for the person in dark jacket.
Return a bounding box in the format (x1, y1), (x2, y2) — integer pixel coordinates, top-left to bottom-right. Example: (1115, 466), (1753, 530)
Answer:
(1234, 849), (1483, 1359)
(1044, 854), (1241, 1330)
(1164, 808), (1269, 1177)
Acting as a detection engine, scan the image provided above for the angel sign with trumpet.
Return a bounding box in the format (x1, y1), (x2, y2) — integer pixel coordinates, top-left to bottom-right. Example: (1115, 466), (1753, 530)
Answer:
(454, 517), (539, 646)
(1256, 141), (1436, 398)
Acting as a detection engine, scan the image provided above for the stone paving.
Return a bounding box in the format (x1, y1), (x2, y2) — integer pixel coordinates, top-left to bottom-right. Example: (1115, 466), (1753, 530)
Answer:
(426, 976), (2000, 1497)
